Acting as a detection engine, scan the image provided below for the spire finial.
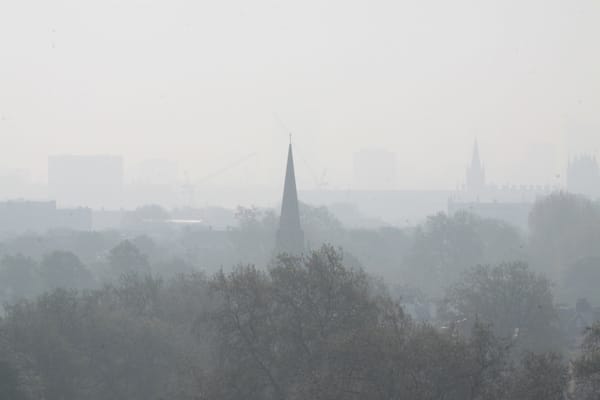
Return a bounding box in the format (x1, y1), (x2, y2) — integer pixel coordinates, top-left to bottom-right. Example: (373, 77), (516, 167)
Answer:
(289, 133), (292, 145)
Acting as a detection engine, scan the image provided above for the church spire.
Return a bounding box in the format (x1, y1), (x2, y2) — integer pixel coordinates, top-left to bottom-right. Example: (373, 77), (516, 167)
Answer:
(466, 139), (485, 192)
(276, 143), (304, 255)
(471, 139), (481, 168)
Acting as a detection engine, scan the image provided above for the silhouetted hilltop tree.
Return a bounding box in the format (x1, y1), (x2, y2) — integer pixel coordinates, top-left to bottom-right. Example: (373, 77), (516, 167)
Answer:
(129, 235), (160, 261)
(1, 279), (209, 400)
(152, 256), (196, 278)
(573, 322), (600, 398)
(509, 352), (567, 400)
(441, 262), (563, 353)
(0, 245), (574, 400)
(201, 245), (545, 400)
(108, 240), (151, 277)
(203, 245), (389, 399)
(562, 256), (600, 305)
(0, 231), (123, 273)
(338, 226), (412, 280)
(235, 205), (278, 233)
(299, 202), (343, 246)
(231, 206), (278, 265)
(0, 334), (43, 400)
(0, 359), (23, 399)
(39, 250), (95, 290)
(0, 255), (40, 303)
(404, 212), (524, 296)
(529, 192), (600, 281)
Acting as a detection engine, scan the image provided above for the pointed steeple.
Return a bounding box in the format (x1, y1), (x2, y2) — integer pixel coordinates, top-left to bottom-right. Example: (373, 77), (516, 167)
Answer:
(466, 139), (485, 192)
(471, 139), (481, 168)
(276, 143), (304, 255)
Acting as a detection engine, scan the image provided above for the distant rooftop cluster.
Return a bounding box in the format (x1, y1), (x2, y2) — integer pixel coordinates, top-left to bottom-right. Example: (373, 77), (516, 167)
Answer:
(459, 140), (562, 200)
(0, 141), (599, 233)
(0, 200), (91, 234)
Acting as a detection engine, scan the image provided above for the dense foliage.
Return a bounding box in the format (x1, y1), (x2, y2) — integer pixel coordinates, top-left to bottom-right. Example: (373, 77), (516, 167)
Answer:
(1, 193), (600, 398)
(0, 246), (580, 400)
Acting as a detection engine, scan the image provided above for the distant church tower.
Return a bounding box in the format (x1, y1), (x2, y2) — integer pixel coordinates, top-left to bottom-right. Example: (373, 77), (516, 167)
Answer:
(276, 143), (304, 255)
(466, 140), (486, 192)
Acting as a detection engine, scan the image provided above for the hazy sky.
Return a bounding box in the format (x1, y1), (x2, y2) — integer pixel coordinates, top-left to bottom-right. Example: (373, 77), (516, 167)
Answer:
(1, 0), (599, 189)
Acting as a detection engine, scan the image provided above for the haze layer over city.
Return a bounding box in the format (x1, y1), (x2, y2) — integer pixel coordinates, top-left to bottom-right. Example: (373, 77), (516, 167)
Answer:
(1, 1), (600, 399)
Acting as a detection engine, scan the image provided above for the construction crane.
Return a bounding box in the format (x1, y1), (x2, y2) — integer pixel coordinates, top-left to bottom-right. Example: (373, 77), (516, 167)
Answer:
(273, 113), (329, 190)
(179, 152), (258, 207)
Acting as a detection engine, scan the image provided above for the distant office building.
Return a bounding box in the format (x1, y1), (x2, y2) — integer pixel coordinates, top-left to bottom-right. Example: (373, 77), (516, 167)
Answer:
(0, 200), (92, 233)
(48, 155), (124, 209)
(353, 149), (397, 190)
(567, 155), (600, 199)
(466, 140), (486, 192)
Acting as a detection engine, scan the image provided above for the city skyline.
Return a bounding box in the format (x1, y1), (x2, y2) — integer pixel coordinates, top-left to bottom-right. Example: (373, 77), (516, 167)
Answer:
(0, 139), (596, 189)
(2, 0), (600, 189)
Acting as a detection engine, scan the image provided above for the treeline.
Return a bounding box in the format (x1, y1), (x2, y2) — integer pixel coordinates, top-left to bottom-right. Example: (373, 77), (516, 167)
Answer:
(1, 245), (599, 399)
(0, 240), (189, 306)
(1, 192), (600, 397)
(2, 192), (600, 305)
(234, 191), (600, 302)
